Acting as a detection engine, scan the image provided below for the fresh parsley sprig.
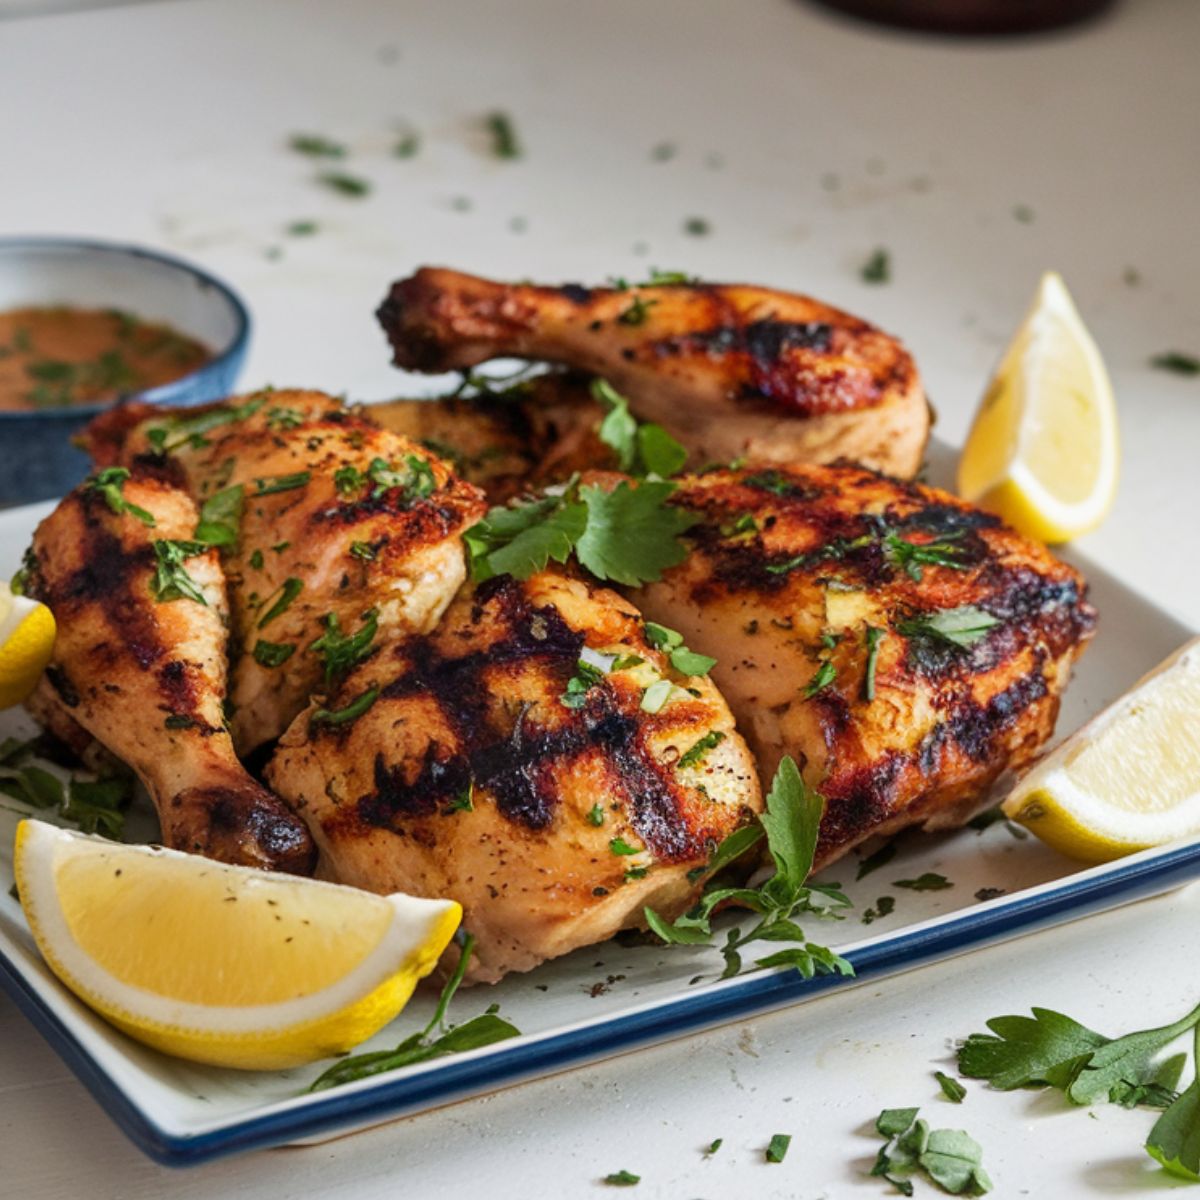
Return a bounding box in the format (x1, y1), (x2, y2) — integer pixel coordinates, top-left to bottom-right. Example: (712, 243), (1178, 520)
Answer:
(645, 756), (852, 980)
(958, 999), (1200, 1181)
(310, 609), (379, 687)
(150, 540), (210, 605)
(307, 932), (519, 1092)
(465, 477), (694, 587)
(593, 379), (688, 478)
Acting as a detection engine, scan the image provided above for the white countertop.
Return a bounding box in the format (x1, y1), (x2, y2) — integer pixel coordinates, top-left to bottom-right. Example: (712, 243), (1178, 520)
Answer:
(2, 1), (1199, 1195)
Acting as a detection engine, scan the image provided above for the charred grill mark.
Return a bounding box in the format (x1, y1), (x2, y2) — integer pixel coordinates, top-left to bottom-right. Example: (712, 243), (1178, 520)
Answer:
(354, 576), (702, 859)
(818, 752), (905, 853)
(894, 503), (1000, 536)
(653, 319), (833, 364)
(558, 283), (593, 305)
(45, 665), (80, 708)
(945, 665), (1049, 764)
(157, 658), (208, 729)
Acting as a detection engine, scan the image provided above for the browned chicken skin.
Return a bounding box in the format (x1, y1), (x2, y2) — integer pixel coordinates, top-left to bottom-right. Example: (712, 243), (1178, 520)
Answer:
(376, 267), (931, 478)
(268, 569), (762, 981)
(24, 472), (314, 872)
(633, 464), (1096, 867)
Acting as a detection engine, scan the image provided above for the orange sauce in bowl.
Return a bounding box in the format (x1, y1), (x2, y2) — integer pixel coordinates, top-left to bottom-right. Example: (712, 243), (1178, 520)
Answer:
(0, 306), (210, 412)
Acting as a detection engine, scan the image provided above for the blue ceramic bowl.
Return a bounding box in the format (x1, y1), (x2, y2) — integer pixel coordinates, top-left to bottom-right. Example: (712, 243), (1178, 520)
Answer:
(0, 238), (251, 505)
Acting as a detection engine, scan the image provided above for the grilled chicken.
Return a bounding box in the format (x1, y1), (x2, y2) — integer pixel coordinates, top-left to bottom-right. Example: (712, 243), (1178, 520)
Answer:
(633, 464), (1096, 867)
(268, 569), (762, 982)
(23, 472), (314, 872)
(376, 267), (931, 478)
(85, 389), (487, 752)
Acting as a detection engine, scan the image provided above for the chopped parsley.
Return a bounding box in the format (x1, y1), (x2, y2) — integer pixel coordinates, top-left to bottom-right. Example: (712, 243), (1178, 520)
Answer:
(393, 130), (420, 158)
(894, 872), (952, 892)
(310, 609), (379, 686)
(0, 739), (131, 840)
(644, 621), (716, 676)
(310, 685), (379, 728)
(677, 730), (725, 769)
(936, 1072), (967, 1103)
(253, 639), (296, 668)
(884, 531), (970, 581)
(593, 379), (688, 477)
(265, 406), (305, 431)
(258, 577), (303, 628)
(146, 392), (269, 454)
(861, 895), (896, 925)
(861, 248), (891, 284)
(485, 110), (521, 158)
(617, 294), (658, 326)
(317, 171), (371, 197)
(856, 841), (896, 881)
(603, 1170), (640, 1187)
(609, 837), (640, 856)
(249, 549), (265, 571)
(870, 1107), (992, 1195)
(898, 606), (999, 651)
(1150, 351), (1200, 377)
(586, 804), (606, 827)
(150, 540), (209, 605)
(195, 485), (243, 548)
(443, 784), (474, 814)
(683, 216), (711, 237)
(350, 540), (377, 561)
(85, 467), (155, 527)
(289, 133), (346, 158)
(805, 659), (837, 698)
(254, 471), (310, 496)
(308, 932), (519, 1091)
(705, 1138), (723, 1156)
(286, 220), (318, 237)
(863, 625), (884, 701)
(561, 658), (606, 709)
(765, 1134), (791, 1164)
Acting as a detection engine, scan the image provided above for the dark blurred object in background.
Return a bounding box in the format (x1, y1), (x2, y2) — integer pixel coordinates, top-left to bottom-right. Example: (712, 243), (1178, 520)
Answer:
(809, 0), (1116, 36)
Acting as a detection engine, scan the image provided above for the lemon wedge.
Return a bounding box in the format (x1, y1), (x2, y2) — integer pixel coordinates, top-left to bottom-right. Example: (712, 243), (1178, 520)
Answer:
(957, 271), (1119, 543)
(13, 820), (461, 1070)
(0, 580), (56, 708)
(1003, 638), (1200, 862)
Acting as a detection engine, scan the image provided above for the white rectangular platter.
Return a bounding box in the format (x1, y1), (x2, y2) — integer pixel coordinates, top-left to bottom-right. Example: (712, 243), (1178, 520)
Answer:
(1, 473), (1197, 1167)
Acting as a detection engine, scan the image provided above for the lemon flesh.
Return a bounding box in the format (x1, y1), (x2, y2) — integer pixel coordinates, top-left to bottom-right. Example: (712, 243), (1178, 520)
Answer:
(957, 271), (1119, 543)
(1003, 638), (1200, 862)
(14, 821), (462, 1070)
(0, 581), (56, 708)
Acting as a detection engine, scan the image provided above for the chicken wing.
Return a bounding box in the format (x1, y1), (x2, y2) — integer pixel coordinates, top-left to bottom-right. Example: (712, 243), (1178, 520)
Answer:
(632, 464), (1096, 867)
(376, 267), (931, 478)
(86, 389), (487, 752)
(23, 471), (314, 872)
(267, 569), (762, 981)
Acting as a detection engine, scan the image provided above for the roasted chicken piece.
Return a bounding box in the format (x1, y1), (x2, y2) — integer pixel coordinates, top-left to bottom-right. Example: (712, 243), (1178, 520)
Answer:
(632, 464), (1096, 868)
(86, 389), (487, 752)
(268, 569), (763, 982)
(23, 471), (314, 872)
(376, 267), (931, 478)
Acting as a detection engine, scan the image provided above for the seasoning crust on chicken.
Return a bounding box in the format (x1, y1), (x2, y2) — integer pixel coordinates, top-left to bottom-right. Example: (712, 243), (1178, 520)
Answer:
(633, 463), (1097, 867)
(376, 267), (931, 478)
(268, 569), (762, 982)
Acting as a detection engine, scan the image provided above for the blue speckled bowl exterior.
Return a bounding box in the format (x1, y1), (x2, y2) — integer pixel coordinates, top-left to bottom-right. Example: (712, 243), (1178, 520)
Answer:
(0, 238), (251, 506)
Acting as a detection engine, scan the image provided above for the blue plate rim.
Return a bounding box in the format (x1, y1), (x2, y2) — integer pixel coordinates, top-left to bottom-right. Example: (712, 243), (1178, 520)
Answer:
(0, 234), (251, 420)
(3, 836), (1200, 1167)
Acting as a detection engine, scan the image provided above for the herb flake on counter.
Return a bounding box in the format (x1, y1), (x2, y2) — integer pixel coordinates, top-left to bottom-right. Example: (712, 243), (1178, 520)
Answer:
(393, 131), (420, 159)
(317, 171), (371, 198)
(308, 932), (519, 1092)
(861, 895), (895, 925)
(936, 1071), (967, 1103)
(485, 110), (522, 159)
(603, 1170), (640, 1187)
(650, 142), (677, 162)
(683, 217), (711, 237)
(766, 1133), (792, 1163)
(1150, 351), (1200, 377)
(870, 1107), (992, 1195)
(289, 133), (346, 158)
(1012, 204), (1035, 224)
(861, 248), (891, 284)
(286, 220), (318, 237)
(704, 1138), (723, 1156)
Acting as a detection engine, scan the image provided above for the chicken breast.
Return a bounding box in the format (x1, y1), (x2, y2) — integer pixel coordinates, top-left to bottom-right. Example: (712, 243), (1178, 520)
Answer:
(633, 464), (1097, 867)
(376, 267), (931, 477)
(85, 389), (487, 752)
(268, 569), (762, 982)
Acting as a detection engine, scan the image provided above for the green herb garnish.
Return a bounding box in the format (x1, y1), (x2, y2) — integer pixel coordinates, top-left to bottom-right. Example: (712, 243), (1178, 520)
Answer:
(561, 658), (607, 710)
(150, 540), (209, 605)
(253, 639), (296, 668)
(884, 531), (970, 582)
(85, 467), (155, 527)
(898, 606), (999, 651)
(258, 577), (303, 628)
(254, 471), (311, 496)
(317, 171), (371, 197)
(289, 133), (346, 158)
(310, 609), (379, 686)
(856, 841), (896, 880)
(310, 685), (380, 728)
(936, 1072), (967, 1103)
(644, 621), (716, 676)
(485, 110), (521, 159)
(894, 873), (952, 892)
(870, 1107), (992, 1195)
(677, 730), (725, 769)
(765, 1134), (791, 1163)
(195, 485), (243, 548)
(603, 1170), (640, 1187)
(861, 248), (891, 284)
(592, 379), (687, 478)
(863, 625), (884, 701)
(586, 804), (605, 827)
(683, 217), (711, 237)
(307, 932), (519, 1091)
(1150, 351), (1200, 377)
(805, 659), (837, 698)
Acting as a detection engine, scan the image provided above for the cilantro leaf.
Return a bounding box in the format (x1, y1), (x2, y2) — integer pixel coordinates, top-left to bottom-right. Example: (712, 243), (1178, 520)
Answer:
(575, 481), (694, 585)
(85, 467), (156, 527)
(195, 484), (243, 548)
(637, 423), (688, 477)
(592, 378), (687, 478)
(898, 606), (999, 650)
(150, 540), (209, 605)
(465, 492), (588, 581)
(644, 621), (716, 676)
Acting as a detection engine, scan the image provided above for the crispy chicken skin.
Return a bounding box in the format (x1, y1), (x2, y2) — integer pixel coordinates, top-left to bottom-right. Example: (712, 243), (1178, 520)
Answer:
(87, 389), (487, 752)
(633, 464), (1096, 868)
(376, 267), (931, 478)
(268, 570), (763, 982)
(23, 473), (314, 872)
